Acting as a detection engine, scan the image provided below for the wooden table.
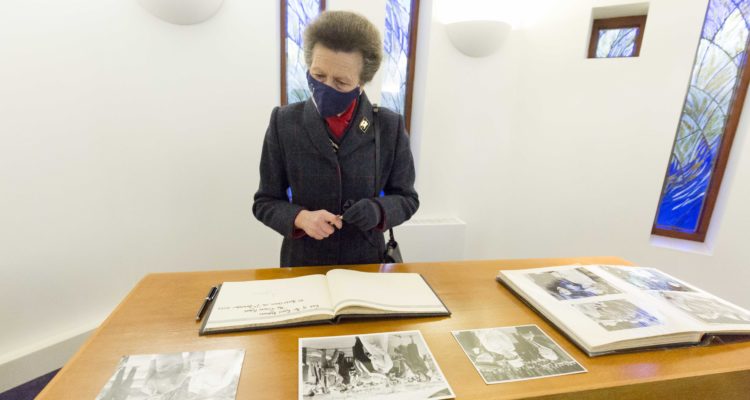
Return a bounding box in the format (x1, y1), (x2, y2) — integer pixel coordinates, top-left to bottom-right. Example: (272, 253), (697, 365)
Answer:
(38, 257), (750, 399)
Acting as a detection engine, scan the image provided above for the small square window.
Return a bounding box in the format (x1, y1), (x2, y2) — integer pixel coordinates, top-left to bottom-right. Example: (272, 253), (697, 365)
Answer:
(588, 16), (647, 58)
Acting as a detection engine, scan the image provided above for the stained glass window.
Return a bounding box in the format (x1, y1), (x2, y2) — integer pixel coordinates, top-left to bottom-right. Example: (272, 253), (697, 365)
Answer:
(653, 0), (750, 241)
(281, 0), (324, 105)
(588, 16), (646, 58)
(596, 28), (638, 57)
(381, 0), (416, 121)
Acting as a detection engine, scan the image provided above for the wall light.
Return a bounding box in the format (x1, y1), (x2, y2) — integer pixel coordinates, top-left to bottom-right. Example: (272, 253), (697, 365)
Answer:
(436, 0), (518, 57)
(444, 20), (511, 57)
(138, 0), (225, 25)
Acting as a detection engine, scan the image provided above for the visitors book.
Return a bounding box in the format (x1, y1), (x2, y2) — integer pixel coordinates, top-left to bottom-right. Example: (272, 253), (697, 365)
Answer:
(199, 269), (450, 335)
(497, 264), (750, 356)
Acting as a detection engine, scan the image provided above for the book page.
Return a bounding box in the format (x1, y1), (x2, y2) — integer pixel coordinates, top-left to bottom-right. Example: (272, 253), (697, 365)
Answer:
(325, 269), (448, 315)
(598, 265), (750, 334)
(499, 265), (702, 353)
(203, 274), (335, 331)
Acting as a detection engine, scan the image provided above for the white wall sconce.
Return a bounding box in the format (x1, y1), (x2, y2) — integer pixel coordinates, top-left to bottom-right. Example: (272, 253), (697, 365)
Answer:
(138, 0), (225, 25)
(445, 20), (511, 57)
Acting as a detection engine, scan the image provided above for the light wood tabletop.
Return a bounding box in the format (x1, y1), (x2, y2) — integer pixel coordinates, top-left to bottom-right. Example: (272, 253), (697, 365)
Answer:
(37, 256), (750, 399)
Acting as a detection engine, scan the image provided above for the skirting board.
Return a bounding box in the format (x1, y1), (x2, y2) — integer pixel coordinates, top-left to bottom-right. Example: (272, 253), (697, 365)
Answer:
(0, 325), (95, 392)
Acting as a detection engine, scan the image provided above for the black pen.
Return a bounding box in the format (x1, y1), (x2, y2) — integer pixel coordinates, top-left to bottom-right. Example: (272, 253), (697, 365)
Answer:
(195, 286), (218, 321)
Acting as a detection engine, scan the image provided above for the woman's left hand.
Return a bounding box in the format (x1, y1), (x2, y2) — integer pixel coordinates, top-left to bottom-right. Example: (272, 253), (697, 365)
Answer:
(341, 199), (381, 232)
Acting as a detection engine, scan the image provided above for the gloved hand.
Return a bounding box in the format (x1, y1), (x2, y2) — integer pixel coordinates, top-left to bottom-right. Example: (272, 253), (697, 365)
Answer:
(341, 199), (381, 232)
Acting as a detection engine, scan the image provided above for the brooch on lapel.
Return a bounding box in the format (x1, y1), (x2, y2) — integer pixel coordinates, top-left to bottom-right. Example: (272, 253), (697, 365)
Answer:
(359, 117), (370, 134)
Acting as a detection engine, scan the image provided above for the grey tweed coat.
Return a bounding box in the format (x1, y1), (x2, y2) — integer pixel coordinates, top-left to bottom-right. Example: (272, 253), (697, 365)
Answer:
(253, 93), (419, 267)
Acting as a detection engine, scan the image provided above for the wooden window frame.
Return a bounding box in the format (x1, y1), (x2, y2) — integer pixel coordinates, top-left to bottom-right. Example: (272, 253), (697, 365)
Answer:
(280, 0), (326, 106)
(651, 55), (750, 242)
(401, 0), (420, 132)
(588, 15), (647, 58)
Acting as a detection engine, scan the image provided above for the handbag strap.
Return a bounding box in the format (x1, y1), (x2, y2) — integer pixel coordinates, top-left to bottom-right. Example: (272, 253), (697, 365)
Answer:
(372, 105), (396, 244)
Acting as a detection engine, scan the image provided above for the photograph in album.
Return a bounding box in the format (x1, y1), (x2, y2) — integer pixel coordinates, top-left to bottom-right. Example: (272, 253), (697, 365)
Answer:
(572, 299), (662, 331)
(601, 266), (694, 292)
(657, 291), (750, 325)
(299, 330), (454, 400)
(452, 325), (586, 384)
(526, 267), (621, 300)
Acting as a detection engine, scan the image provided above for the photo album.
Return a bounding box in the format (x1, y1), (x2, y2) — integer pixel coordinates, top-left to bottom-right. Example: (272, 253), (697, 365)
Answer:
(497, 264), (750, 356)
(199, 269), (450, 335)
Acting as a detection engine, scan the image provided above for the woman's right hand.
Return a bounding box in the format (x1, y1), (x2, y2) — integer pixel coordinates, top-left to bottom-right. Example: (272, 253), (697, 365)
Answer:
(294, 210), (343, 240)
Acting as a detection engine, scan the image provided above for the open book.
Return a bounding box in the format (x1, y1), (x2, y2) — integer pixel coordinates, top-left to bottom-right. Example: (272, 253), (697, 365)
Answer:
(497, 264), (750, 356)
(199, 269), (450, 335)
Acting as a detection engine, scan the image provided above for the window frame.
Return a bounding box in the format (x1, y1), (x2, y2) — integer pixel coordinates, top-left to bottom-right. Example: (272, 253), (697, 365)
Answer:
(651, 56), (750, 242)
(587, 15), (647, 59)
(399, 0), (420, 132)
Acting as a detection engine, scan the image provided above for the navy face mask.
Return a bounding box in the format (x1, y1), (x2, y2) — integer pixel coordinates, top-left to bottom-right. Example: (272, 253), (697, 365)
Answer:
(306, 71), (360, 118)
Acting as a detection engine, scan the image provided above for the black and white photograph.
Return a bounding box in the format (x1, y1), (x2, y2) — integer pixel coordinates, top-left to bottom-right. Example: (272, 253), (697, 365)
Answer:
(95, 349), (244, 400)
(527, 267), (621, 300)
(299, 330), (454, 400)
(601, 266), (694, 292)
(658, 291), (750, 325)
(451, 325), (586, 384)
(573, 299), (661, 331)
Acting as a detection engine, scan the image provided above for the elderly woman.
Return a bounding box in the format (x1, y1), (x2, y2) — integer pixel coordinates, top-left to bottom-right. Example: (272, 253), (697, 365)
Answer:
(253, 11), (419, 267)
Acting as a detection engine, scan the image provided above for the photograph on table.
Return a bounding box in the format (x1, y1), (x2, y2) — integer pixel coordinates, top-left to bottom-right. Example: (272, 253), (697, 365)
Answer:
(452, 324), (586, 384)
(573, 299), (661, 331)
(95, 349), (245, 400)
(657, 291), (750, 325)
(601, 266), (694, 292)
(298, 330), (454, 400)
(526, 267), (621, 300)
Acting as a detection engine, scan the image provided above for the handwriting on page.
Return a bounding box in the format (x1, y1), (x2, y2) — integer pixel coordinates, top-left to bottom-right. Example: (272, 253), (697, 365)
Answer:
(216, 299), (320, 317)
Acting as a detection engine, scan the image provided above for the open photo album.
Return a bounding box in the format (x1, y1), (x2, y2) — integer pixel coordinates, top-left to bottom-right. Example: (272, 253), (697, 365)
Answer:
(199, 269), (450, 335)
(497, 264), (750, 356)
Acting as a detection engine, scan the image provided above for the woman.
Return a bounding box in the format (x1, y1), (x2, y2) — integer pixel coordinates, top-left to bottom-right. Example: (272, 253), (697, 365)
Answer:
(253, 11), (419, 267)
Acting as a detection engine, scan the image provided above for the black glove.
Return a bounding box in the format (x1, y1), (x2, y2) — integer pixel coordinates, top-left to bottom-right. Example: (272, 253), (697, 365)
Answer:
(342, 199), (381, 232)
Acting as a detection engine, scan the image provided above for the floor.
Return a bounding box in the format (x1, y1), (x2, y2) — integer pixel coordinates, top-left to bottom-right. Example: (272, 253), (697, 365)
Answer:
(0, 370), (58, 400)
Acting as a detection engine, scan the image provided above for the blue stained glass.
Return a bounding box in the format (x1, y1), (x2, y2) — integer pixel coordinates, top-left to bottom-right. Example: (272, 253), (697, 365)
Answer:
(655, 0), (750, 234)
(286, 0), (322, 104)
(596, 28), (638, 58)
(381, 0), (413, 116)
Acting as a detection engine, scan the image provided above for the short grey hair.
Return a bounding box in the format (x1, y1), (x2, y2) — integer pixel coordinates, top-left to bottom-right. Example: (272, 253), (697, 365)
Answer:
(303, 11), (383, 84)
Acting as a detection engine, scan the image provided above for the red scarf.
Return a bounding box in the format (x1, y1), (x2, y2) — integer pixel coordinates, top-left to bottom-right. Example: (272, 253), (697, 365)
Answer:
(324, 98), (358, 141)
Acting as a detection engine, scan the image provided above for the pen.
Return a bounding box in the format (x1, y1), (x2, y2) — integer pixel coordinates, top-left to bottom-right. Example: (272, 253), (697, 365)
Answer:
(195, 286), (218, 321)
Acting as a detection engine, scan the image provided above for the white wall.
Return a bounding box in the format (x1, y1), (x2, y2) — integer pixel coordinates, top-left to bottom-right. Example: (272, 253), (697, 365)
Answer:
(417, 0), (750, 309)
(0, 0), (283, 375)
(2, 0), (750, 389)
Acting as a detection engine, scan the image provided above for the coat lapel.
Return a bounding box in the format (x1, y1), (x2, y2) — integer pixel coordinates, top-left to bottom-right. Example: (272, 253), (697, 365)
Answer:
(302, 99), (338, 166)
(337, 92), (375, 158)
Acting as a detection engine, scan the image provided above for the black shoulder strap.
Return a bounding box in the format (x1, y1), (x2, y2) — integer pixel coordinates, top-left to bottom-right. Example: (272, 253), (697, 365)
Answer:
(373, 104), (380, 197)
(372, 105), (396, 244)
